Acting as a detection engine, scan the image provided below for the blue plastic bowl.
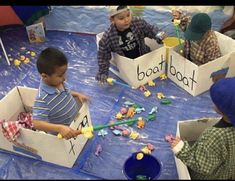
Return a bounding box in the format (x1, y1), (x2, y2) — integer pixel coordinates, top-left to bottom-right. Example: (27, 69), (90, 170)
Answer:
(123, 152), (162, 180)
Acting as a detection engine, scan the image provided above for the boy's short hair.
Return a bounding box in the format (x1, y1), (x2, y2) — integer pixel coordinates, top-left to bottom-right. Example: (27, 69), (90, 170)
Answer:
(210, 77), (235, 126)
(108, 6), (130, 17)
(36, 47), (68, 75)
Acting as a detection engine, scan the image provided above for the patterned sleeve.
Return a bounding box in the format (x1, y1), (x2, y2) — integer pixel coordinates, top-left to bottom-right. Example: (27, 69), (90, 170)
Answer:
(175, 128), (226, 175)
(97, 31), (112, 76)
(178, 13), (191, 32)
(32, 97), (50, 122)
(134, 17), (159, 40)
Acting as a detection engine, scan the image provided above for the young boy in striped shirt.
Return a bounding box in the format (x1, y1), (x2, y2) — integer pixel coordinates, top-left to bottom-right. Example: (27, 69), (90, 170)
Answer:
(32, 47), (90, 139)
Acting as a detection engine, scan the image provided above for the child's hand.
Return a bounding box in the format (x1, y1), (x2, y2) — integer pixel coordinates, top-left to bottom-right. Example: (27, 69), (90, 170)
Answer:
(58, 125), (81, 139)
(96, 73), (108, 84)
(77, 93), (90, 103)
(172, 9), (182, 21)
(170, 136), (181, 148)
(156, 31), (167, 44)
(160, 32), (167, 40)
(72, 91), (90, 103)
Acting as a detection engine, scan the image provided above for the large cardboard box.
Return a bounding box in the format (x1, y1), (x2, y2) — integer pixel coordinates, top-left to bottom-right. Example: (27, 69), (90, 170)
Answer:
(174, 117), (220, 179)
(167, 31), (235, 96)
(0, 86), (92, 168)
(96, 32), (166, 88)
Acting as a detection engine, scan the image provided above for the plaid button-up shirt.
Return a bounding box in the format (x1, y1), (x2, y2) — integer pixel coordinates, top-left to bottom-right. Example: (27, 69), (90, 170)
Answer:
(97, 16), (160, 75)
(179, 14), (222, 65)
(176, 119), (235, 180)
(0, 112), (33, 142)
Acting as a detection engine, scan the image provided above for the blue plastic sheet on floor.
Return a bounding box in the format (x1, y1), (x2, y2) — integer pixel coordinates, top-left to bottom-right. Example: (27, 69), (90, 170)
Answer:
(45, 6), (229, 35)
(0, 26), (220, 180)
(0, 6), (228, 179)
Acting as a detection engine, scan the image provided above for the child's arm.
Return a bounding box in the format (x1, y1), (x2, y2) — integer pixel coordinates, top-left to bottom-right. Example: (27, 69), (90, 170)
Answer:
(170, 129), (223, 176)
(136, 17), (167, 43)
(71, 91), (90, 103)
(96, 32), (112, 83)
(32, 120), (81, 139)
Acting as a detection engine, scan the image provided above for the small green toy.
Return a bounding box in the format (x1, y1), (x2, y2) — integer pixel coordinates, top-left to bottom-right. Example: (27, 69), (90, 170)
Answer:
(160, 99), (172, 105)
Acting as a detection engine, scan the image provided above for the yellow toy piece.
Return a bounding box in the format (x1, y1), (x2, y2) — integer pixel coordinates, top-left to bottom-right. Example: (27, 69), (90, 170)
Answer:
(173, 19), (181, 26)
(157, 92), (165, 100)
(30, 51), (36, 57)
(141, 146), (151, 154)
(106, 77), (113, 85)
(57, 126), (94, 139)
(115, 112), (123, 120)
(136, 152), (144, 160)
(144, 90), (151, 97)
(129, 131), (139, 140)
(14, 59), (21, 66)
(160, 73), (167, 80)
(20, 55), (26, 61)
(81, 126), (94, 139)
(24, 57), (30, 64)
(57, 133), (63, 139)
(147, 80), (155, 87)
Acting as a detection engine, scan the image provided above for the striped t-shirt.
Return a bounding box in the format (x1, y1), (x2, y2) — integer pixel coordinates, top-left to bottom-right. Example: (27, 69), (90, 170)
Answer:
(33, 80), (79, 125)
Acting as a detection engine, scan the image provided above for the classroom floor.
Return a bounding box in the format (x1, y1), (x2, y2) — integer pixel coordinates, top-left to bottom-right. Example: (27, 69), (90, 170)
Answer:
(0, 6), (228, 179)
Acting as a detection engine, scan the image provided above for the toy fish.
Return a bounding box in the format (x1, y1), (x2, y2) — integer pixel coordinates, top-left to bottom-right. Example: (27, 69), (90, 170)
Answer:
(147, 80), (155, 86)
(95, 144), (102, 156)
(161, 99), (172, 105)
(97, 129), (108, 137)
(124, 101), (135, 107)
(148, 107), (158, 115)
(135, 107), (145, 114)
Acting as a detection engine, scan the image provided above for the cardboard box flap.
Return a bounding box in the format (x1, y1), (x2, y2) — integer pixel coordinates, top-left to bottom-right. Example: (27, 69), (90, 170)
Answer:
(215, 31), (235, 55)
(176, 117), (221, 141)
(18, 86), (38, 112)
(0, 87), (25, 121)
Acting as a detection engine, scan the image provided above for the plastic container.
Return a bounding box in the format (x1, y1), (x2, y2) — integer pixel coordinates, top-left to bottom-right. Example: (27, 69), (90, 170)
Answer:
(163, 36), (183, 48)
(123, 152), (161, 180)
(163, 37), (184, 63)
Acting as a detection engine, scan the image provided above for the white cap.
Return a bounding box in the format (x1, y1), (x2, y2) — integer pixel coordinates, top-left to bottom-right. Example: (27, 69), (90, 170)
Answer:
(108, 6), (130, 17)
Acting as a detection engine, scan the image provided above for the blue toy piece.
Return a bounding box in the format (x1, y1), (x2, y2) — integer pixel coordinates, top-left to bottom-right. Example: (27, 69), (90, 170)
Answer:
(148, 106), (158, 115)
(112, 129), (122, 136)
(97, 129), (108, 137)
(124, 101), (135, 107)
(135, 107), (145, 114)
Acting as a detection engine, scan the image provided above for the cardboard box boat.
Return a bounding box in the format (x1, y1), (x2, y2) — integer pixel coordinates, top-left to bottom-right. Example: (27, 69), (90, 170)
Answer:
(175, 117), (220, 179)
(0, 86), (92, 168)
(96, 32), (166, 88)
(167, 31), (235, 96)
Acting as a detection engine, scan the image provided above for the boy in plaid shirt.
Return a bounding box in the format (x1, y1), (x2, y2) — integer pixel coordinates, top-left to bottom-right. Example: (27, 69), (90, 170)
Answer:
(172, 10), (222, 66)
(170, 77), (235, 179)
(96, 6), (167, 83)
